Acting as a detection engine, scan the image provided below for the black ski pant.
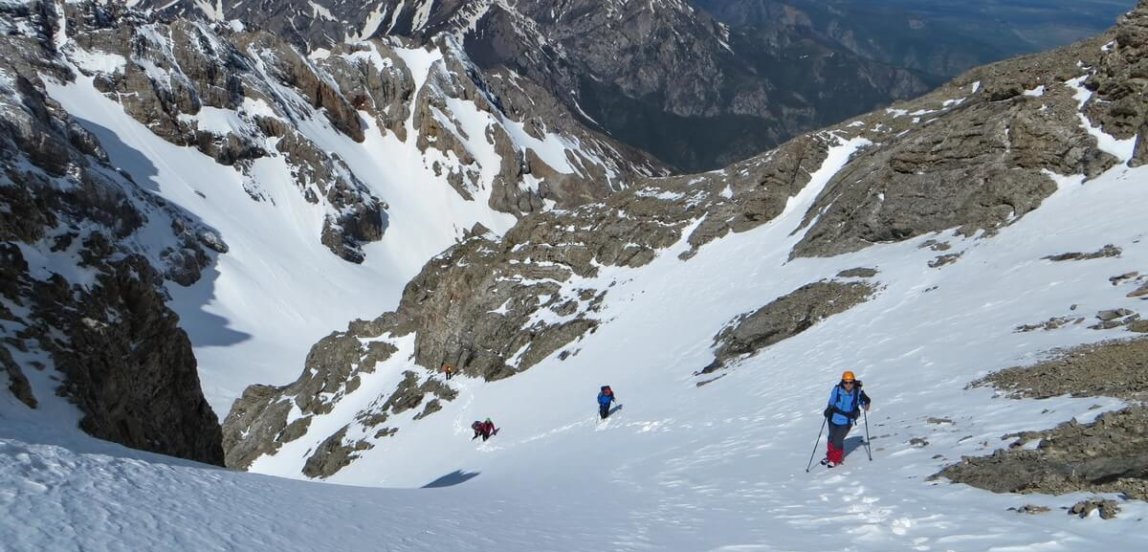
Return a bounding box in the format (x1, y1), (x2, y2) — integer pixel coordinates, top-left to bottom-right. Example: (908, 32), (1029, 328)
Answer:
(599, 404), (610, 419)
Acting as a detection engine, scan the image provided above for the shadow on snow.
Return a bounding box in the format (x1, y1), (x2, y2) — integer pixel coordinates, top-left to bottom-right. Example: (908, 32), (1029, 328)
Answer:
(422, 470), (481, 488)
(73, 117), (251, 349)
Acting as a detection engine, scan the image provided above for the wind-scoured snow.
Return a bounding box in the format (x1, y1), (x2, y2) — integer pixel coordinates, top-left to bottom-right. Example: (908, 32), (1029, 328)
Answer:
(5, 122), (1148, 549)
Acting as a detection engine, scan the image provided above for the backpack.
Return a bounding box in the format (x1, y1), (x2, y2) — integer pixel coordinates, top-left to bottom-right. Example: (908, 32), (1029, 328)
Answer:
(832, 382), (865, 419)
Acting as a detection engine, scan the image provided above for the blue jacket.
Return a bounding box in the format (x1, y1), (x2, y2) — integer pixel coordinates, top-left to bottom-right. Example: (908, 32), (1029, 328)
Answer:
(598, 392), (615, 406)
(826, 384), (869, 426)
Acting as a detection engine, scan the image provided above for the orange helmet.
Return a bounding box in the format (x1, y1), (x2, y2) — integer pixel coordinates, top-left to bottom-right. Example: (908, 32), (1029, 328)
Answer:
(841, 371), (856, 382)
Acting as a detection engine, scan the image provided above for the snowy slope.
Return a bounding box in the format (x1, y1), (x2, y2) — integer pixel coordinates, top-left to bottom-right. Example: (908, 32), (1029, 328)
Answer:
(36, 19), (646, 415)
(5, 2), (1148, 550)
(42, 60), (512, 414)
(5, 126), (1148, 550)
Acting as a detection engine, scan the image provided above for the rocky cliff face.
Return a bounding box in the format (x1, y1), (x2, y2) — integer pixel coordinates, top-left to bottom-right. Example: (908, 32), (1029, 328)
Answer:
(0, 1), (223, 464)
(61, 3), (658, 262)
(791, 37), (1122, 259)
(62, 2), (385, 262)
(475, 0), (930, 170)
(136, 0), (932, 171)
(225, 2), (1148, 479)
(1086, 0), (1148, 168)
(693, 0), (1128, 81)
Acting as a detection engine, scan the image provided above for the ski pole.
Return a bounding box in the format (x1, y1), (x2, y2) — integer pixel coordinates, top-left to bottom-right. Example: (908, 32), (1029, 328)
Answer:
(862, 407), (873, 461)
(805, 416), (827, 472)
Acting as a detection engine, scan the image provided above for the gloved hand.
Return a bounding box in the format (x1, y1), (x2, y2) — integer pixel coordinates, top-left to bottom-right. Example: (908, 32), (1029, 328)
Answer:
(823, 407), (833, 419)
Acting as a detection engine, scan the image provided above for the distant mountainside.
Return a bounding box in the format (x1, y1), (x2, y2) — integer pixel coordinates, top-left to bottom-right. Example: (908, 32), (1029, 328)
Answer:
(695, 0), (1136, 80)
(222, 2), (1147, 479)
(134, 0), (934, 171)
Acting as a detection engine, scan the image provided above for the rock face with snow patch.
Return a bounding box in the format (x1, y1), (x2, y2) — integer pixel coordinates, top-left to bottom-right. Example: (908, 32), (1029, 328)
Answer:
(791, 37), (1122, 259)
(0, 1), (223, 464)
(937, 337), (1148, 500)
(1084, 0), (1148, 167)
(59, 3), (661, 262)
(60, 3), (384, 263)
(699, 280), (877, 375)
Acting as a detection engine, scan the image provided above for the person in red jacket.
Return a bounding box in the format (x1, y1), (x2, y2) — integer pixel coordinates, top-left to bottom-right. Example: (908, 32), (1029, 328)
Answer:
(471, 418), (498, 441)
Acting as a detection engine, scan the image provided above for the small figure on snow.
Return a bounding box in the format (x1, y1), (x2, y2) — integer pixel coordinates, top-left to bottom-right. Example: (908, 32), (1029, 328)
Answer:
(598, 385), (616, 420)
(821, 371), (871, 468)
(441, 363), (454, 380)
(471, 418), (498, 441)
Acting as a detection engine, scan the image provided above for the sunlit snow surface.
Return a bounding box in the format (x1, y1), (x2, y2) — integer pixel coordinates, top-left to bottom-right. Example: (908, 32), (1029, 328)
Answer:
(4, 124), (1148, 548)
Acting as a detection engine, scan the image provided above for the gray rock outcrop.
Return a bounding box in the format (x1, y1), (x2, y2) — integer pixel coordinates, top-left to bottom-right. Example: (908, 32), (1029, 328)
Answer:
(971, 337), (1148, 400)
(700, 280), (877, 374)
(938, 337), (1148, 501)
(937, 408), (1148, 501)
(1, 1), (223, 464)
(1084, 0), (1148, 167)
(791, 36), (1121, 258)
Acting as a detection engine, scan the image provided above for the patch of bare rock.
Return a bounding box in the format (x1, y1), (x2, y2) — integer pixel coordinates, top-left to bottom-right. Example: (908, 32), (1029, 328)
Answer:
(697, 280), (878, 376)
(935, 337), (1148, 516)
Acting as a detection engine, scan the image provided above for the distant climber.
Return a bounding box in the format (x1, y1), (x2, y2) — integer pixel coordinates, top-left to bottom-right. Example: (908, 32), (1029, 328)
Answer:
(471, 418), (498, 441)
(441, 363), (454, 380)
(598, 385), (616, 420)
(821, 371), (871, 468)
